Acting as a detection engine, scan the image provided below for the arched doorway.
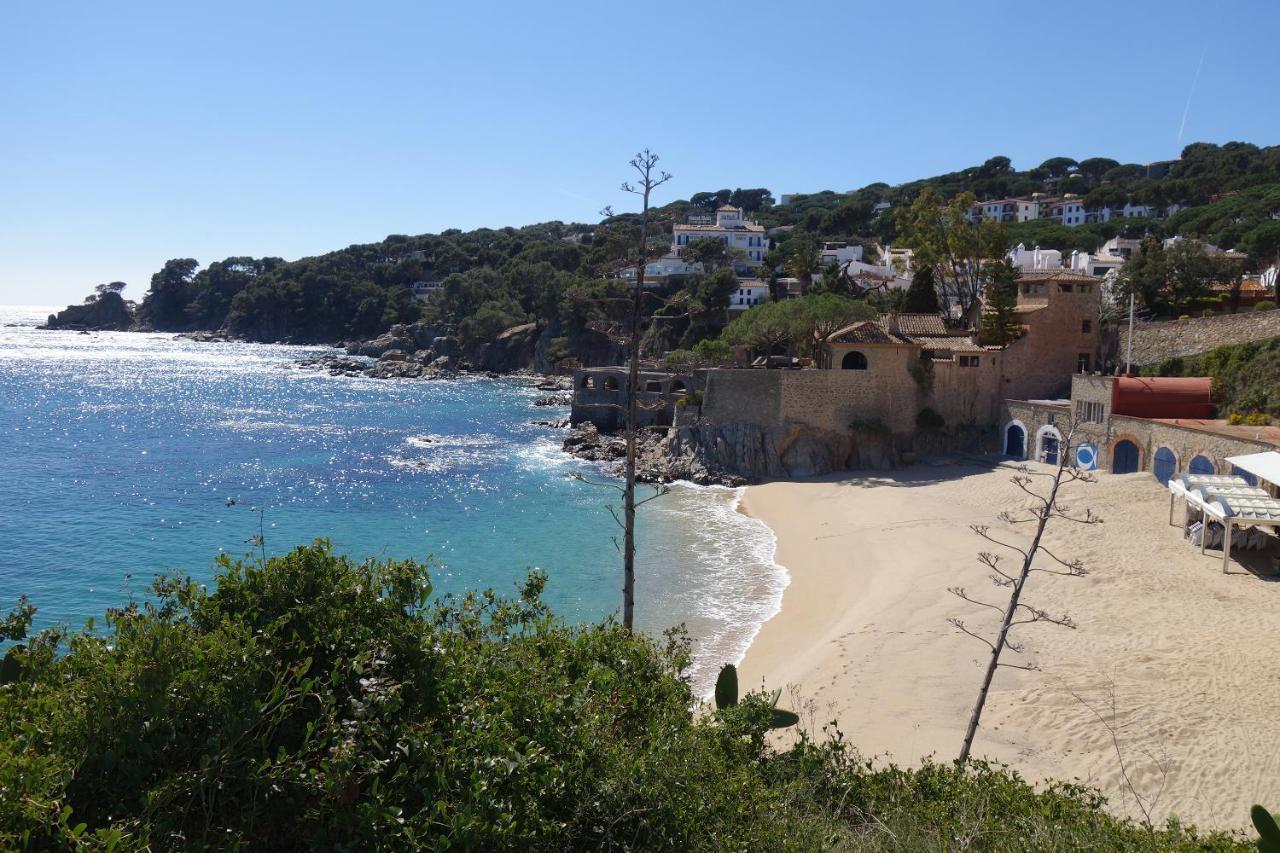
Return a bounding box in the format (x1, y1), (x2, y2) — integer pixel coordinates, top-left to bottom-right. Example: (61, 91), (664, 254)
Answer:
(1153, 446), (1177, 485)
(1004, 423), (1025, 458)
(1112, 439), (1140, 474)
(670, 380), (687, 395)
(1036, 425), (1062, 465)
(841, 351), (868, 370)
(1189, 455), (1215, 475)
(602, 376), (620, 391)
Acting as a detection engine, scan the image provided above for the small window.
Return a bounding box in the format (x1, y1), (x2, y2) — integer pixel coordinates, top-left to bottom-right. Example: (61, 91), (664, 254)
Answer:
(841, 351), (868, 370)
(958, 355), (979, 367)
(1082, 320), (1092, 333)
(1077, 353), (1091, 373)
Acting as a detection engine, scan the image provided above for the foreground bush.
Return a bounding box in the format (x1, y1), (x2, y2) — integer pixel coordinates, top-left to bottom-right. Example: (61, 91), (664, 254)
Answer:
(0, 543), (1248, 850)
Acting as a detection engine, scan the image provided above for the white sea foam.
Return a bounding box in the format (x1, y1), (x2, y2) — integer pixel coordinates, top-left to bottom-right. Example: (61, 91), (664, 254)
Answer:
(640, 483), (787, 699)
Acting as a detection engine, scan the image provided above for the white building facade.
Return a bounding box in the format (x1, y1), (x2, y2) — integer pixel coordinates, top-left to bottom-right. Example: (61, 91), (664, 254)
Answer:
(1008, 243), (1063, 271)
(672, 206), (768, 265)
(728, 280), (771, 312)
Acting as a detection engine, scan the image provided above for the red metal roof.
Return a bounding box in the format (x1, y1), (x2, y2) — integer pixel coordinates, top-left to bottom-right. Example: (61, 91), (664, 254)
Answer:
(1112, 376), (1214, 419)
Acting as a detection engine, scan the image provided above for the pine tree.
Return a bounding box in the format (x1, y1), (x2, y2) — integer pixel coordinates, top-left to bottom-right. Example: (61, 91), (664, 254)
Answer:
(980, 261), (1023, 347)
(903, 265), (940, 313)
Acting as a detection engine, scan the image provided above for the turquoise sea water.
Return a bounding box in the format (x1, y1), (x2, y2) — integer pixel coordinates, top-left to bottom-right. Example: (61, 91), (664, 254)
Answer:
(0, 306), (783, 692)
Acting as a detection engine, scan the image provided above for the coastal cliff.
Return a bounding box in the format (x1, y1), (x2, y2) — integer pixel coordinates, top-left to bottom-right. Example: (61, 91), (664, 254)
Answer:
(662, 420), (898, 481)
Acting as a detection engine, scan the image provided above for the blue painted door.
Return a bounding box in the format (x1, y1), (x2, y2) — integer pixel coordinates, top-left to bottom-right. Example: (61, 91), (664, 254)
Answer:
(1112, 440), (1139, 474)
(1005, 424), (1024, 458)
(1232, 465), (1259, 486)
(1042, 434), (1059, 465)
(1153, 447), (1176, 484)
(1189, 455), (1215, 475)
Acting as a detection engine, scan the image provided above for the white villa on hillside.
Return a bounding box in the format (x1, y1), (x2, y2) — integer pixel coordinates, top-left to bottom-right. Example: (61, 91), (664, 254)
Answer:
(1069, 249), (1124, 277)
(820, 242), (864, 265)
(619, 255), (702, 287)
(673, 206), (768, 266)
(1008, 243), (1063, 271)
(970, 194), (1086, 226)
(728, 280), (771, 313)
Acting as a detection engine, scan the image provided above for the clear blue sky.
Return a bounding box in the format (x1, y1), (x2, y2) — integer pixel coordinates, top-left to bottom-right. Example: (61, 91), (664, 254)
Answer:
(2, 0), (1276, 305)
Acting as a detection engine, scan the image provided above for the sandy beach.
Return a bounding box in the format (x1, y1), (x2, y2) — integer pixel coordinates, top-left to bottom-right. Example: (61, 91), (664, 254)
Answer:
(738, 459), (1280, 832)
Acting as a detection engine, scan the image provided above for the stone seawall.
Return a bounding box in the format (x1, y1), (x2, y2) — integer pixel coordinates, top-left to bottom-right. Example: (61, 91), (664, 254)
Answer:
(1130, 311), (1280, 366)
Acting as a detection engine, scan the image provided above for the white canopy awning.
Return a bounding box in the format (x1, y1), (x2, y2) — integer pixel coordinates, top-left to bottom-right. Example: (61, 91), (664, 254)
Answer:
(1168, 472), (1280, 572)
(1224, 451), (1280, 488)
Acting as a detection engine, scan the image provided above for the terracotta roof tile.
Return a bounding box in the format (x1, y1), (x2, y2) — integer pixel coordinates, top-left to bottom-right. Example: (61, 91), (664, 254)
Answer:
(881, 313), (948, 336)
(828, 321), (912, 345)
(1016, 270), (1100, 283)
(911, 335), (985, 352)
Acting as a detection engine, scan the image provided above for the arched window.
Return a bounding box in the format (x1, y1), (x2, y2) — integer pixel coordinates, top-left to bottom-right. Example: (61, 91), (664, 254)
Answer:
(841, 351), (868, 370)
(580, 374), (594, 390)
(670, 380), (687, 395)
(602, 376), (620, 391)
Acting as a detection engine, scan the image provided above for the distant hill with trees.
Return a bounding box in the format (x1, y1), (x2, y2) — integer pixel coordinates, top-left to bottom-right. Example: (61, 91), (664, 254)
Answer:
(54, 141), (1279, 366)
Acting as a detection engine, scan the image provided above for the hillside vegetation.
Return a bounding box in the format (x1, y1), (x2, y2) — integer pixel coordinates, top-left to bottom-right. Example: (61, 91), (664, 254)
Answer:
(1144, 337), (1280, 419)
(0, 543), (1250, 850)
(81, 140), (1278, 359)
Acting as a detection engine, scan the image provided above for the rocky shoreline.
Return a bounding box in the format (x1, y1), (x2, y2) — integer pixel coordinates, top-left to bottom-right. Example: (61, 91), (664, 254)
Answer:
(560, 422), (747, 487)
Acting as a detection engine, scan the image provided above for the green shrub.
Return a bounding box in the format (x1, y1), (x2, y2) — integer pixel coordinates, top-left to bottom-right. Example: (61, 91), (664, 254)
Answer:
(692, 337), (733, 364)
(1147, 337), (1280, 420)
(916, 407), (946, 430)
(663, 348), (697, 370)
(0, 543), (1250, 850)
(1255, 300), (1277, 312)
(1202, 308), (1216, 318)
(676, 388), (704, 408)
(546, 335), (572, 363)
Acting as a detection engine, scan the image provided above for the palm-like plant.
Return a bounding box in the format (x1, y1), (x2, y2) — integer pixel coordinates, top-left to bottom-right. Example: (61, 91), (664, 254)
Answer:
(786, 245), (821, 296)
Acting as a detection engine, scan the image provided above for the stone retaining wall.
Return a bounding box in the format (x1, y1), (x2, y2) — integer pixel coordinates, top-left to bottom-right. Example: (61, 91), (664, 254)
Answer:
(1129, 311), (1280, 366)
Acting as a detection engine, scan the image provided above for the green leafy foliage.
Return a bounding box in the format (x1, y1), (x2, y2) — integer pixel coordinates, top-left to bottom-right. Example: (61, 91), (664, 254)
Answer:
(1253, 804), (1280, 852)
(714, 663), (738, 709)
(0, 545), (1249, 850)
(980, 260), (1024, 347)
(1143, 338), (1280, 418)
(903, 266), (940, 313)
(720, 295), (876, 359)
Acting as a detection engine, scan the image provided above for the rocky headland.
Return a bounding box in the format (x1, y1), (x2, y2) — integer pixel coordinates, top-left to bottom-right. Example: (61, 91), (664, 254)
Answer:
(41, 292), (134, 331)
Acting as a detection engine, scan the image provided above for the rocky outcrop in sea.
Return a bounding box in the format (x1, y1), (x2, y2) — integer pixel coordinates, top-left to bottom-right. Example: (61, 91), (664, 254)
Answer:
(41, 292), (134, 331)
(560, 423), (747, 487)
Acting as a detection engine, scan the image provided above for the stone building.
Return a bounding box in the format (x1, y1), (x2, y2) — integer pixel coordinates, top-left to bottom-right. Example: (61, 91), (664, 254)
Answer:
(570, 367), (692, 432)
(569, 270), (1113, 479)
(1003, 374), (1280, 483)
